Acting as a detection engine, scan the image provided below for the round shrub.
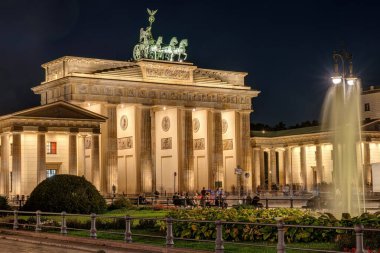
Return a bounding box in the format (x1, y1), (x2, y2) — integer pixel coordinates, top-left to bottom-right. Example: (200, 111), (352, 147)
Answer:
(108, 196), (133, 210)
(23, 175), (106, 214)
(0, 196), (11, 210)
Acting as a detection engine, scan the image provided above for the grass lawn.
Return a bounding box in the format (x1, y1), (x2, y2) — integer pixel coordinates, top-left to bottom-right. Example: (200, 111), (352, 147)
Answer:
(66, 229), (338, 253)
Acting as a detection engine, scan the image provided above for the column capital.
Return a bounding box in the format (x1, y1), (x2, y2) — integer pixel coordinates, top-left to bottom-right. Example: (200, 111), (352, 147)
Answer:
(237, 109), (253, 114)
(105, 103), (118, 108)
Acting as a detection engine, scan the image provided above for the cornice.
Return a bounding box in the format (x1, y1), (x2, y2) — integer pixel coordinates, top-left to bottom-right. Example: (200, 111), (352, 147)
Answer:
(41, 56), (131, 68)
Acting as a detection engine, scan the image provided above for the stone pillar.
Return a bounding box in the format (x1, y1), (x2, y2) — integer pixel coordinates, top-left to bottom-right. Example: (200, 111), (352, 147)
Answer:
(363, 142), (371, 185)
(103, 104), (118, 194)
(150, 109), (156, 192)
(139, 106), (153, 193)
(92, 134), (100, 189)
(80, 135), (86, 177)
(37, 132), (46, 184)
(1, 134), (9, 195)
(284, 147), (291, 186)
(179, 108), (194, 192)
(315, 144), (323, 183)
(253, 147), (261, 190)
(300, 145), (307, 191)
(260, 150), (265, 189)
(238, 111), (252, 192)
(12, 132), (21, 195)
(68, 133), (78, 175)
(269, 148), (277, 189)
(211, 110), (224, 189)
(278, 150), (285, 186)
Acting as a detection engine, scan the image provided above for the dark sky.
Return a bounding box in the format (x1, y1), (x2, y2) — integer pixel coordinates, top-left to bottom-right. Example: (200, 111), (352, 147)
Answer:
(1, 0), (380, 125)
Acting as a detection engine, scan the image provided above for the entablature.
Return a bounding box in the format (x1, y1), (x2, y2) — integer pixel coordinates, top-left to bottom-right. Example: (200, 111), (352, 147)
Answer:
(33, 76), (258, 110)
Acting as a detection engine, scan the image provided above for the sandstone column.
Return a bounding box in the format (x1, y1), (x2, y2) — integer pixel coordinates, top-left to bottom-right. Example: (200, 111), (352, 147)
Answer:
(284, 146), (291, 185)
(269, 149), (277, 190)
(180, 108), (194, 192)
(260, 150), (265, 189)
(68, 132), (78, 175)
(80, 135), (86, 178)
(315, 144), (323, 183)
(37, 131), (46, 184)
(150, 108), (156, 192)
(103, 104), (118, 194)
(12, 132), (21, 195)
(211, 110), (224, 189)
(300, 145), (307, 191)
(138, 106), (153, 193)
(1, 134), (9, 195)
(363, 142), (371, 185)
(238, 111), (252, 192)
(278, 150), (285, 186)
(253, 147), (261, 190)
(92, 133), (100, 189)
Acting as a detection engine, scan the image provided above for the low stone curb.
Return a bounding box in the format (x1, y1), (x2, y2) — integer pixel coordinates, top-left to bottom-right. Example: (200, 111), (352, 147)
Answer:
(0, 229), (211, 253)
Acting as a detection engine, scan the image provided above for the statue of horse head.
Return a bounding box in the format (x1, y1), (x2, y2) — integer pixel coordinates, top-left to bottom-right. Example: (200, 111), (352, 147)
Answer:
(179, 39), (188, 48)
(156, 36), (163, 45)
(169, 37), (178, 46)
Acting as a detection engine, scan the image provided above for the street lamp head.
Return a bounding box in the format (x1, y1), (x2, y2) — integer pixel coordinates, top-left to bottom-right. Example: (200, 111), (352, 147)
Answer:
(332, 76), (342, 85)
(347, 78), (356, 86)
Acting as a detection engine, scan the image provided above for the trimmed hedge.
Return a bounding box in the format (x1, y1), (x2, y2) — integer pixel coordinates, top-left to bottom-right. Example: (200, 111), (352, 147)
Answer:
(167, 208), (380, 248)
(22, 175), (106, 214)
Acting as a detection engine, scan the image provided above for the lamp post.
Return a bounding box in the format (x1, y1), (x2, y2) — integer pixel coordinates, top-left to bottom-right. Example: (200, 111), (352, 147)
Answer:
(331, 50), (357, 94)
(234, 165), (243, 203)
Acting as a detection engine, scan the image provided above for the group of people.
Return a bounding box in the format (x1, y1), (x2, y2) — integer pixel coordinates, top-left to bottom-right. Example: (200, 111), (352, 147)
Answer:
(172, 187), (228, 208)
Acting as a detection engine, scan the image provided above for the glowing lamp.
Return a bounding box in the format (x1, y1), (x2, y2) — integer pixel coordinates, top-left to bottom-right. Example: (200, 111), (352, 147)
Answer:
(347, 78), (356, 86)
(332, 77), (342, 84)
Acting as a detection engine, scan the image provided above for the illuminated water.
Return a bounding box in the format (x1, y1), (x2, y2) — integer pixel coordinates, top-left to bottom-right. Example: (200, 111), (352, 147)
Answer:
(321, 79), (365, 217)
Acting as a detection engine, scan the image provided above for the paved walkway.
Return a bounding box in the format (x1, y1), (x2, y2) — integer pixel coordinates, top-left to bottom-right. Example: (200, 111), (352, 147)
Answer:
(0, 238), (87, 253)
(0, 229), (209, 253)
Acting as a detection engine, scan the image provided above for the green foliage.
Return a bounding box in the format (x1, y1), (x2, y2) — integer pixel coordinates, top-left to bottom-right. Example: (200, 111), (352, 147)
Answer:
(22, 175), (106, 214)
(167, 208), (380, 248)
(108, 196), (133, 210)
(136, 219), (157, 229)
(0, 196), (11, 210)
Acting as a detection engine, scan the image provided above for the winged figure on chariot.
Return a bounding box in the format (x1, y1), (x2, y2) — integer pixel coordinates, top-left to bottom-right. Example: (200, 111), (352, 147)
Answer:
(133, 9), (188, 62)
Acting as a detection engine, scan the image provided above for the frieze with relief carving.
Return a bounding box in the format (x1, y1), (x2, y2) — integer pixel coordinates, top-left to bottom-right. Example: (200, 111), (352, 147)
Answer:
(223, 139), (233, 150)
(161, 137), (172, 150)
(64, 83), (254, 110)
(145, 66), (191, 80)
(194, 138), (205, 150)
(118, 137), (133, 150)
(85, 137), (92, 149)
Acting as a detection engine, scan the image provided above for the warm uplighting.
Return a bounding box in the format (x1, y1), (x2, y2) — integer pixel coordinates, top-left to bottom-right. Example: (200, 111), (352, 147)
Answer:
(163, 106), (167, 111)
(332, 77), (342, 84)
(192, 108), (196, 112)
(347, 78), (356, 86)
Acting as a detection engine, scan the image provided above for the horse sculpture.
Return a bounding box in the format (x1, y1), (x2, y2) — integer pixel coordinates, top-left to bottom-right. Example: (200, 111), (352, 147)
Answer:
(173, 39), (188, 62)
(150, 36), (163, 60)
(161, 37), (178, 61)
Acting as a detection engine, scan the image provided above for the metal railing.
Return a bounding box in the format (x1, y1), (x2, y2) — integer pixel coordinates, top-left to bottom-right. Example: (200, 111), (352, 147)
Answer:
(0, 209), (378, 253)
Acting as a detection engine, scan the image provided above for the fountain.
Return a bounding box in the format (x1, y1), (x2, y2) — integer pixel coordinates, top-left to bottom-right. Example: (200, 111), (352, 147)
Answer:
(321, 50), (366, 218)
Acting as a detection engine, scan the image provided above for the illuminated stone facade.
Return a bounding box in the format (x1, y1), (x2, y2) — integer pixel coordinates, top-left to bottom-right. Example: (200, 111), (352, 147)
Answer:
(251, 86), (380, 192)
(29, 56), (259, 195)
(2, 55), (380, 197)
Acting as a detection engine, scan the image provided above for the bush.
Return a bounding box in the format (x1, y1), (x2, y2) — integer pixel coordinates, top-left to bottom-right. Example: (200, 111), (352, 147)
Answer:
(22, 175), (106, 214)
(0, 196), (11, 210)
(166, 208), (380, 246)
(108, 196), (133, 210)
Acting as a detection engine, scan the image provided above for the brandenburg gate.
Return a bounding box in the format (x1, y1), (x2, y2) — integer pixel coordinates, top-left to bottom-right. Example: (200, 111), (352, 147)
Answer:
(30, 9), (259, 195)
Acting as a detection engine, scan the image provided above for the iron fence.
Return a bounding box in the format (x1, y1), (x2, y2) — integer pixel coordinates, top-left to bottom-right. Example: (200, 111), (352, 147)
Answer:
(0, 209), (378, 253)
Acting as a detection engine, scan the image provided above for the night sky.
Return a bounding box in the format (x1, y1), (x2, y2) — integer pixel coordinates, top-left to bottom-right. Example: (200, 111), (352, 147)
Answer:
(1, 0), (380, 126)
